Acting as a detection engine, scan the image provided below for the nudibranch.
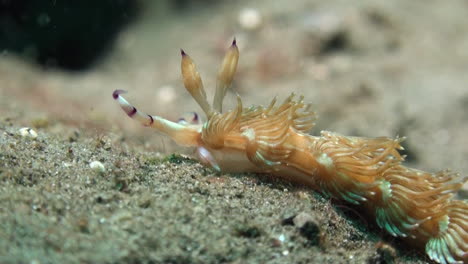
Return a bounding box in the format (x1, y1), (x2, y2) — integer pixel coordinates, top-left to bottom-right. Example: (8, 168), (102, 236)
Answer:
(113, 39), (467, 264)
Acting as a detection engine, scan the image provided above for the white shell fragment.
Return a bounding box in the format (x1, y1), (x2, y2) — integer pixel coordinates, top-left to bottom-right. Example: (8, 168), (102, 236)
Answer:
(89, 160), (105, 173)
(238, 8), (263, 31)
(19, 127), (38, 138)
(156, 85), (176, 104)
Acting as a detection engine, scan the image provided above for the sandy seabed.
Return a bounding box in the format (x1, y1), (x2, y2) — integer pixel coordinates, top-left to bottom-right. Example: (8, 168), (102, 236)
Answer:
(1, 0), (467, 263)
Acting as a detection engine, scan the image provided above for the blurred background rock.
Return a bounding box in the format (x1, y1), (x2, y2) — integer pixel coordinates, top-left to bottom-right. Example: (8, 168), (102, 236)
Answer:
(0, 0), (223, 71)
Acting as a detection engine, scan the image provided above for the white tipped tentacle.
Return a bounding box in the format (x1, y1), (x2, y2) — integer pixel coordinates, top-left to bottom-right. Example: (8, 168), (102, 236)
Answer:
(112, 90), (200, 146)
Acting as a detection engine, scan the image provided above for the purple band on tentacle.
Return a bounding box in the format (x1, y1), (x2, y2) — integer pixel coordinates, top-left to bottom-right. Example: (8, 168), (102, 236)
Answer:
(127, 107), (137, 117)
(112, 89), (127, 99)
(192, 112), (199, 123)
(148, 115), (154, 126)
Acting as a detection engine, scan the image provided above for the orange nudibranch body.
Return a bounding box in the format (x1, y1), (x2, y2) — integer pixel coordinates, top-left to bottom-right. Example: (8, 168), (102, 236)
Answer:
(113, 39), (467, 264)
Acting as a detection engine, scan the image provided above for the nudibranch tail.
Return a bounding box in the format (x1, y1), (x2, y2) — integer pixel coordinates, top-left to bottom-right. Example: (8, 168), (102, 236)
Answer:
(113, 39), (468, 264)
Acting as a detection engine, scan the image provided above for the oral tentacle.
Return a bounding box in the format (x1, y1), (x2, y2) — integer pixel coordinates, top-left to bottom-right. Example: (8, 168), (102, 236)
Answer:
(112, 89), (200, 146)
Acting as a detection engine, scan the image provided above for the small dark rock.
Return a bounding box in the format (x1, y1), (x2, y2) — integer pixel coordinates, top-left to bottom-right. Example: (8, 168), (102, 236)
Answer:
(234, 224), (262, 238)
(76, 217), (90, 234)
(293, 212), (322, 246)
(367, 242), (397, 264)
(138, 196), (152, 208)
(281, 215), (295, 226)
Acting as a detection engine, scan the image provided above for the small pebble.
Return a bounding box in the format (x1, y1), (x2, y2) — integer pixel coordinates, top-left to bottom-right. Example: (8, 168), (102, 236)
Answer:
(293, 212), (317, 228)
(238, 8), (263, 31)
(89, 160), (105, 173)
(278, 234), (286, 243)
(156, 85), (176, 104)
(19, 127), (38, 138)
(300, 12), (347, 56)
(369, 241), (397, 264)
